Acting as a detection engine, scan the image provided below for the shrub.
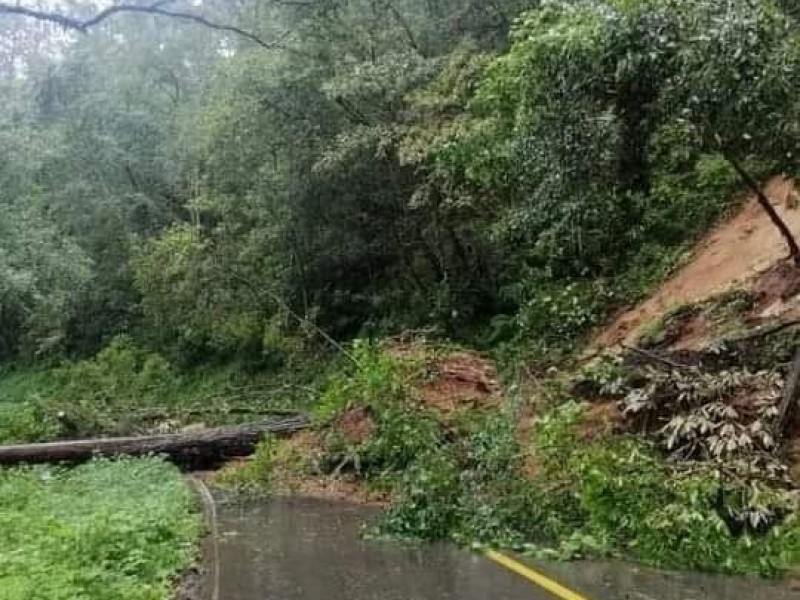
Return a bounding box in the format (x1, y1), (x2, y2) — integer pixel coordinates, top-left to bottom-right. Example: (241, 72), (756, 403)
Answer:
(0, 368), (61, 444)
(379, 411), (565, 548)
(377, 400), (800, 576)
(48, 335), (178, 436)
(315, 340), (409, 423)
(215, 437), (279, 493)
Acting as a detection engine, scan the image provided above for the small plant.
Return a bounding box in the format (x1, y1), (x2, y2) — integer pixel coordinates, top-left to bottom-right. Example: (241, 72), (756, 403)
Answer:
(215, 437), (279, 493)
(314, 340), (408, 423)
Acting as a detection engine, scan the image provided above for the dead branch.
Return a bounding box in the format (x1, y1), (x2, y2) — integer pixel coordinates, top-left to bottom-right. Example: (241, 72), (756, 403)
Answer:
(726, 319), (800, 344)
(0, 1), (277, 50)
(620, 343), (695, 371)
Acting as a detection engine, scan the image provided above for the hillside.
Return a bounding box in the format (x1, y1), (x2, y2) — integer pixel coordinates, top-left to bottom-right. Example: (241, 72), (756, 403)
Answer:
(594, 177), (800, 350)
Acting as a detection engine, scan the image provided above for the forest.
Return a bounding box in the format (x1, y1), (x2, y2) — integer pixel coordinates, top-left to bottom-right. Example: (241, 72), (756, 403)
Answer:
(2, 0), (800, 596)
(3, 0), (798, 369)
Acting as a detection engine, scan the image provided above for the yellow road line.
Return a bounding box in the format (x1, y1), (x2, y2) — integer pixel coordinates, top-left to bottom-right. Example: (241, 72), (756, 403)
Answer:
(485, 550), (592, 600)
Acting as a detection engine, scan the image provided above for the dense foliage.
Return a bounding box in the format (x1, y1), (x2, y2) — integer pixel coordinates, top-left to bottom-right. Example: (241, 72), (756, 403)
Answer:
(2, 0), (798, 367)
(0, 335), (326, 444)
(220, 345), (800, 576)
(0, 458), (200, 600)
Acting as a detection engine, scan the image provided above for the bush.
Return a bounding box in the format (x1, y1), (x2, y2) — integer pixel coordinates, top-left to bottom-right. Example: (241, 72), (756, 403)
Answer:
(377, 400), (800, 576)
(379, 411), (559, 547)
(215, 437), (279, 493)
(0, 402), (61, 445)
(314, 340), (409, 423)
(0, 369), (61, 444)
(48, 335), (179, 436)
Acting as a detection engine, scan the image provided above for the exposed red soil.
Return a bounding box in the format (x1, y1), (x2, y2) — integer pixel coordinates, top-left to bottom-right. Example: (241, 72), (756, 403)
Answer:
(591, 177), (800, 351)
(335, 407), (376, 446)
(749, 260), (800, 322)
(577, 401), (625, 441)
(418, 351), (500, 416)
(669, 312), (713, 351)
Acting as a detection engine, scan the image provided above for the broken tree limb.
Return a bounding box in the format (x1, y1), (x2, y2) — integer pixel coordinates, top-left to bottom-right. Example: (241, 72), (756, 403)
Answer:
(775, 347), (800, 441)
(620, 343), (695, 371)
(0, 414), (309, 467)
(130, 406), (305, 421)
(726, 319), (800, 344)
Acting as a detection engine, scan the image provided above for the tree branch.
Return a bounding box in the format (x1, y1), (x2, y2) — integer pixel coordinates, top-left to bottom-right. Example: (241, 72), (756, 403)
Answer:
(714, 135), (800, 266)
(620, 343), (696, 371)
(0, 2), (277, 50)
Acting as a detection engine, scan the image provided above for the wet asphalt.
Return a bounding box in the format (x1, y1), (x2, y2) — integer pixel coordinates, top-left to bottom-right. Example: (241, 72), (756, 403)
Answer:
(201, 495), (799, 600)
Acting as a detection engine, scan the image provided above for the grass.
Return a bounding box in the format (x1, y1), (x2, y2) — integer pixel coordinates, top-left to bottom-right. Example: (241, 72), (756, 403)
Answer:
(0, 457), (200, 600)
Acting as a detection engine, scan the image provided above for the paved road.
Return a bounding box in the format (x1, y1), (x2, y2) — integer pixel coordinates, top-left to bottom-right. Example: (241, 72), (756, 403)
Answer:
(200, 495), (798, 600)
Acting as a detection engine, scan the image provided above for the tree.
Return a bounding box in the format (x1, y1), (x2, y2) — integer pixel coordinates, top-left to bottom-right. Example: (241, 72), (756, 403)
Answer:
(662, 0), (800, 264)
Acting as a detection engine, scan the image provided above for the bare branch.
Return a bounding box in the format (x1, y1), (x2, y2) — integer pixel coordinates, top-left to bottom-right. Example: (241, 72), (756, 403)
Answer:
(383, 1), (425, 57)
(0, 2), (80, 30)
(0, 2), (277, 50)
(620, 343), (696, 371)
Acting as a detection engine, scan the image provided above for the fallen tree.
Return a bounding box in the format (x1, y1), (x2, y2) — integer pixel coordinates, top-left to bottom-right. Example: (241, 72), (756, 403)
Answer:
(0, 414), (309, 467)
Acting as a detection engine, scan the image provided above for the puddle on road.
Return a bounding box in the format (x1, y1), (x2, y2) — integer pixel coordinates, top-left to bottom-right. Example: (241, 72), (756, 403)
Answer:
(199, 494), (799, 600)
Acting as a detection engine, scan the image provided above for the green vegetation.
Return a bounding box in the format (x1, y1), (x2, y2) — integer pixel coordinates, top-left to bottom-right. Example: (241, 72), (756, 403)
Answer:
(376, 387), (800, 577)
(219, 345), (800, 576)
(0, 458), (200, 600)
(3, 0), (798, 369)
(0, 335), (331, 444)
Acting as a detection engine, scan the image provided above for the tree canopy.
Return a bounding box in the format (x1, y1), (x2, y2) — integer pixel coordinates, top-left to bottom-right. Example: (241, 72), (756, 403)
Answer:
(1, 0), (799, 364)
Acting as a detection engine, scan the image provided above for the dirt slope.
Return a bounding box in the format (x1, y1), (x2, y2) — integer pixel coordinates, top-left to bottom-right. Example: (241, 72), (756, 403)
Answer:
(592, 177), (800, 350)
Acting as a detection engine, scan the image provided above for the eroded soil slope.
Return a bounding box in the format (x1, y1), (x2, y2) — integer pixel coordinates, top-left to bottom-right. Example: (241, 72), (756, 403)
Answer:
(593, 177), (800, 349)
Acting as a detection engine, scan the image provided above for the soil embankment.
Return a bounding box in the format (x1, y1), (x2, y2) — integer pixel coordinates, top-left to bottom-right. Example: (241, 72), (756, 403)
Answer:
(593, 178), (800, 349)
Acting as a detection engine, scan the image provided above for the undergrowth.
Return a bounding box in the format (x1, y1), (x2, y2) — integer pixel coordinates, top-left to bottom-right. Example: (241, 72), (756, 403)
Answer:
(0, 335), (334, 443)
(379, 401), (800, 576)
(0, 457), (200, 600)
(218, 343), (800, 577)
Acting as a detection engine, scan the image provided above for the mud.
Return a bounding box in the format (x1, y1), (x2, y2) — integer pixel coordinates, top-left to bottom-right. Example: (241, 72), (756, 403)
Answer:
(592, 177), (800, 350)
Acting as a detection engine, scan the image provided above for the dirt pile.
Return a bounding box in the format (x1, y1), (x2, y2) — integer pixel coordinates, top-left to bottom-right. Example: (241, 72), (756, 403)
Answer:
(416, 351), (500, 416)
(592, 177), (800, 350)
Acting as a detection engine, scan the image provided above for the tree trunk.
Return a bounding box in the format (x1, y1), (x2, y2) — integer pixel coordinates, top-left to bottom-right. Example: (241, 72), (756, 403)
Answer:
(723, 153), (800, 266)
(0, 415), (309, 467)
(775, 347), (800, 441)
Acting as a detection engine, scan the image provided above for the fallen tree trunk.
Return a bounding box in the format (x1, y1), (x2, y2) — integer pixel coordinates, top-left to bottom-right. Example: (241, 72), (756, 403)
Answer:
(0, 414), (310, 467)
